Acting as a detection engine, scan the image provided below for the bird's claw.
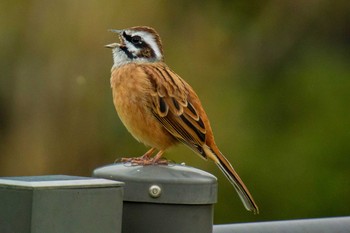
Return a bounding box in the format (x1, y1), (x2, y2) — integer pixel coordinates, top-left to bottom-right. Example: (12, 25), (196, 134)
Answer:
(119, 156), (169, 166)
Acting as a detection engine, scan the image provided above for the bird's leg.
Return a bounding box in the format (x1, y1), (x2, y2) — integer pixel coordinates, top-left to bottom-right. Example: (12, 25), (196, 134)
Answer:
(140, 148), (157, 160)
(150, 150), (169, 165)
(121, 148), (156, 163)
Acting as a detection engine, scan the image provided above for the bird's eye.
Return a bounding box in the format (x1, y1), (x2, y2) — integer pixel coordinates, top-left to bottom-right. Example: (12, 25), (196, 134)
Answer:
(131, 35), (142, 44)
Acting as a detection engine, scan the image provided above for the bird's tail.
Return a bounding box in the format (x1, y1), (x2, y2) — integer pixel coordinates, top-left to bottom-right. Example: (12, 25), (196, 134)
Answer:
(203, 145), (259, 214)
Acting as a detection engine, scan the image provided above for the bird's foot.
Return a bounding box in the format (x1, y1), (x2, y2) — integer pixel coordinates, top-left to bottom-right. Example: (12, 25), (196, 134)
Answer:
(116, 148), (169, 165)
(120, 156), (169, 166)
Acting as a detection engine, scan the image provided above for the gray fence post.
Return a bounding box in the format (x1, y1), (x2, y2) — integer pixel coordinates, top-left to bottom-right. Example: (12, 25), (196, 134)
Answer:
(93, 163), (218, 233)
(0, 175), (124, 233)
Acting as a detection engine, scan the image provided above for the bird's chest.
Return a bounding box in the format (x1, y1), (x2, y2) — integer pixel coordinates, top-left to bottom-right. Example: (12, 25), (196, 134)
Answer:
(110, 66), (157, 142)
(111, 66), (151, 109)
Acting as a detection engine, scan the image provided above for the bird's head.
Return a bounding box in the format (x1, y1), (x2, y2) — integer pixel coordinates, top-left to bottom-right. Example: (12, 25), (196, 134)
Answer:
(106, 26), (164, 68)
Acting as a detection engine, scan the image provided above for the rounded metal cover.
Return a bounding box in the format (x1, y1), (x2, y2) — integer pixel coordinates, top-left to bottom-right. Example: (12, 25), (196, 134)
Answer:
(93, 163), (217, 204)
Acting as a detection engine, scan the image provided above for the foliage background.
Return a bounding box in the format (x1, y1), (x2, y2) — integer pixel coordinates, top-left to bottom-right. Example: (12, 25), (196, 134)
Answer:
(1, 0), (349, 223)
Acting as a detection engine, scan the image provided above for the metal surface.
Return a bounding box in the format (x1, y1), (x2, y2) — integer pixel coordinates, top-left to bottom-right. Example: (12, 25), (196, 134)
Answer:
(123, 202), (213, 233)
(93, 163), (218, 233)
(214, 216), (350, 233)
(0, 175), (124, 233)
(93, 163), (217, 204)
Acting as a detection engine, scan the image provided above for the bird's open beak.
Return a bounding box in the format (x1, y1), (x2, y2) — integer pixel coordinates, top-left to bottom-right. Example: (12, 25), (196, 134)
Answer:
(104, 43), (119, 49)
(105, 29), (123, 49)
(109, 29), (123, 34)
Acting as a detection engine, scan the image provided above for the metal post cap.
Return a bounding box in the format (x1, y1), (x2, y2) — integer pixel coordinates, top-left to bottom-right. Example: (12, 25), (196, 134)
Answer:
(93, 163), (217, 204)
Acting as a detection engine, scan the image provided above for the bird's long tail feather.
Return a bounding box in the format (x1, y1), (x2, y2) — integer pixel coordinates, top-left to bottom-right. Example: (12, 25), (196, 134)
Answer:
(204, 146), (259, 214)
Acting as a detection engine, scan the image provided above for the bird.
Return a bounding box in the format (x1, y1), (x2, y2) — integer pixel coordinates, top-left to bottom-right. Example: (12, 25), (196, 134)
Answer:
(105, 26), (259, 214)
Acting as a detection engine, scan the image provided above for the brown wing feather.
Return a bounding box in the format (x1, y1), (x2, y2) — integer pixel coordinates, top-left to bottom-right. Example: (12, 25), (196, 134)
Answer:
(143, 63), (210, 158)
(142, 62), (259, 213)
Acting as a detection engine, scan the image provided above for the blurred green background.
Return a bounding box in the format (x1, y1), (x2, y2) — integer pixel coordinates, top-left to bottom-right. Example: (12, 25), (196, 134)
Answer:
(1, 0), (349, 224)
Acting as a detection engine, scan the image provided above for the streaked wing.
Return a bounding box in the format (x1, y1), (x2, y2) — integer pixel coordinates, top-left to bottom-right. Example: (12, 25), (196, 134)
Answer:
(142, 63), (208, 158)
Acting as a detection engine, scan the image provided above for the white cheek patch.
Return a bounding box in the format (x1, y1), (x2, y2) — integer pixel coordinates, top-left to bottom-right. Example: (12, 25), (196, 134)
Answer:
(124, 40), (140, 54)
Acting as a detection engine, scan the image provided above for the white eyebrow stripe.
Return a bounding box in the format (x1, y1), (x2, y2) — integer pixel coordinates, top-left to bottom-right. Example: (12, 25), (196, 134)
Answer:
(135, 31), (162, 60)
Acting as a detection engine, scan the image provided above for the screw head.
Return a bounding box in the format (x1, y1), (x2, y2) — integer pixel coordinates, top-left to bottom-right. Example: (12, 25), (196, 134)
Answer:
(149, 185), (162, 198)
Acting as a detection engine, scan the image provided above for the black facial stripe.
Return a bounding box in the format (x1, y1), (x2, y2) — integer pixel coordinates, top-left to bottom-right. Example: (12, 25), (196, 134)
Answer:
(123, 32), (145, 48)
(123, 32), (138, 45)
(120, 46), (135, 59)
(123, 32), (133, 43)
(122, 31), (156, 59)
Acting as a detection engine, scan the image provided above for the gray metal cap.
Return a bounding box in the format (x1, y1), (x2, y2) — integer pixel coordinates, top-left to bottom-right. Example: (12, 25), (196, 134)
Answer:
(0, 175), (123, 189)
(93, 163), (217, 205)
